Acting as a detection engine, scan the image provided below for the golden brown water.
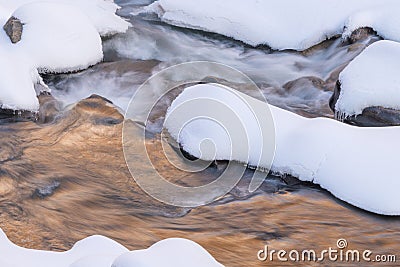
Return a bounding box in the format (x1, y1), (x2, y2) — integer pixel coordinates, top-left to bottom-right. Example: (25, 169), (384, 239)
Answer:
(0, 94), (399, 266)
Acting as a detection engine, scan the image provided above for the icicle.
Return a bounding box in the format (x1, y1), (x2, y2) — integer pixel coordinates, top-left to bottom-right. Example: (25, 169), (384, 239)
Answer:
(334, 109), (348, 122)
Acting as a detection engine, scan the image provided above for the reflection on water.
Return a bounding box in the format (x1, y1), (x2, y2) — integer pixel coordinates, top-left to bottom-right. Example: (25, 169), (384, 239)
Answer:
(0, 1), (398, 266)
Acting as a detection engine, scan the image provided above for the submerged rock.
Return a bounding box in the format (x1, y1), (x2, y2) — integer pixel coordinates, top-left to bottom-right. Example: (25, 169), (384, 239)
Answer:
(78, 95), (124, 126)
(348, 27), (377, 44)
(330, 81), (400, 126)
(3, 16), (23, 44)
(37, 92), (62, 124)
(33, 181), (61, 199)
(283, 76), (326, 95)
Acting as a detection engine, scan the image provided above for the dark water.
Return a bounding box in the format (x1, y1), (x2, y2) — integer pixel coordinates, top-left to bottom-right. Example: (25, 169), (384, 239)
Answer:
(0, 1), (399, 266)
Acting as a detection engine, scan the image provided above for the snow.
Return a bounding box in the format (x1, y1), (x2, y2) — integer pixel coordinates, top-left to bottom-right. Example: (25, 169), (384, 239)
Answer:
(0, 50), (41, 111)
(113, 238), (223, 267)
(164, 83), (275, 170)
(0, 0), (130, 111)
(0, 229), (222, 267)
(146, 0), (400, 51)
(0, 230), (128, 267)
(12, 2), (103, 73)
(0, 0), (130, 36)
(165, 84), (400, 215)
(67, 0), (131, 36)
(336, 40), (400, 117)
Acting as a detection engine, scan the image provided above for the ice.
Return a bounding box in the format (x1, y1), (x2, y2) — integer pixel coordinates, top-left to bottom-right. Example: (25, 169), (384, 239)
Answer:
(146, 0), (400, 51)
(336, 40), (400, 117)
(165, 84), (400, 215)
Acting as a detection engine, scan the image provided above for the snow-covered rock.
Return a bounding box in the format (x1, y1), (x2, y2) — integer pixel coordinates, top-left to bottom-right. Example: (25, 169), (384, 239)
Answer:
(0, 0), (130, 111)
(0, 229), (222, 267)
(12, 2), (103, 73)
(67, 0), (130, 37)
(145, 0), (400, 51)
(165, 84), (400, 215)
(0, 49), (41, 111)
(0, 0), (130, 36)
(333, 40), (400, 120)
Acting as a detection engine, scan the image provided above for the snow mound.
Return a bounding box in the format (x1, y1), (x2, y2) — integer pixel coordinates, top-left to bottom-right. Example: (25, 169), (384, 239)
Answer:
(146, 0), (400, 50)
(165, 84), (400, 215)
(0, 49), (41, 111)
(164, 83), (275, 170)
(0, 229), (222, 266)
(67, 0), (131, 36)
(0, 0), (130, 36)
(113, 238), (223, 267)
(336, 40), (400, 117)
(0, 230), (128, 267)
(13, 2), (103, 73)
(0, 0), (130, 111)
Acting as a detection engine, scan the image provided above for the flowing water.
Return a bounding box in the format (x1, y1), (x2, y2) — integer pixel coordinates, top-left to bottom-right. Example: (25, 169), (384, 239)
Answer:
(0, 1), (399, 266)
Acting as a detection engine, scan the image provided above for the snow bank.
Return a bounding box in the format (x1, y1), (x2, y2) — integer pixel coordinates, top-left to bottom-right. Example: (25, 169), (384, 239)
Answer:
(165, 84), (400, 215)
(336, 40), (400, 117)
(0, 50), (41, 111)
(13, 2), (103, 73)
(0, 230), (128, 267)
(67, 0), (130, 36)
(164, 83), (275, 170)
(0, 229), (222, 266)
(0, 0), (130, 36)
(113, 238), (223, 267)
(146, 0), (400, 50)
(0, 0), (129, 111)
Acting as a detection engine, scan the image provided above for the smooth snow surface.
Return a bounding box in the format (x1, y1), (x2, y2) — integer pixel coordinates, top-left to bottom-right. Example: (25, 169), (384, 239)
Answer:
(0, 0), (129, 111)
(113, 238), (223, 267)
(146, 0), (400, 50)
(0, 49), (41, 111)
(164, 83), (275, 170)
(336, 40), (400, 117)
(0, 229), (222, 267)
(165, 84), (400, 215)
(0, 0), (130, 36)
(13, 2), (103, 73)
